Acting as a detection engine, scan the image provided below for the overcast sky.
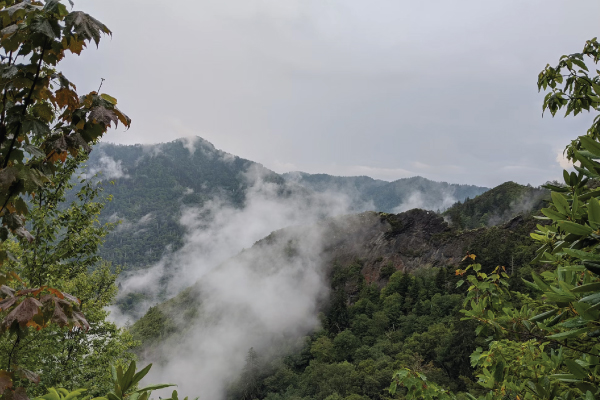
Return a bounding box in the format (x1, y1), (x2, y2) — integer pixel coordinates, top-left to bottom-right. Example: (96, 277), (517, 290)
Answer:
(64, 0), (599, 187)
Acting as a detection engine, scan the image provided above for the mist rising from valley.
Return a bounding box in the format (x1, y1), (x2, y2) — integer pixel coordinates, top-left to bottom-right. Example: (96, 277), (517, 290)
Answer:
(91, 137), (492, 399)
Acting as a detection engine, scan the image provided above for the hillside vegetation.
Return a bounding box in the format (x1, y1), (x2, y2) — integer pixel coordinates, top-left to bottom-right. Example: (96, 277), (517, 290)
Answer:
(131, 209), (539, 399)
(443, 181), (548, 229)
(85, 138), (489, 270)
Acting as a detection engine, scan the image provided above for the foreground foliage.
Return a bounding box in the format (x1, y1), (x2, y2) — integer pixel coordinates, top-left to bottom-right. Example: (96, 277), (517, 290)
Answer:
(391, 38), (600, 400)
(1, 154), (136, 396)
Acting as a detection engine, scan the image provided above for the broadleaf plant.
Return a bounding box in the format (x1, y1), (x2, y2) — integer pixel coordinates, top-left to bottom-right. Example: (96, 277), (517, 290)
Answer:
(390, 38), (600, 400)
(0, 0), (130, 397)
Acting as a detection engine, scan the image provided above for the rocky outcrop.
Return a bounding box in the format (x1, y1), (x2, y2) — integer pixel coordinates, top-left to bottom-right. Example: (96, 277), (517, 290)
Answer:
(252, 208), (527, 288)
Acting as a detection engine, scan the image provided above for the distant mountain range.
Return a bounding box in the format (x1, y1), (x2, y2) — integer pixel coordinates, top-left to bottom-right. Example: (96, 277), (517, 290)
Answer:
(283, 172), (487, 213)
(85, 137), (489, 270)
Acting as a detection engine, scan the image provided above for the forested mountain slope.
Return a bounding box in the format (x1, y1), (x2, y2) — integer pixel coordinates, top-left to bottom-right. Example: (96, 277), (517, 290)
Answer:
(86, 137), (489, 270)
(283, 173), (488, 213)
(130, 209), (539, 399)
(87, 138), (292, 269)
(443, 181), (548, 229)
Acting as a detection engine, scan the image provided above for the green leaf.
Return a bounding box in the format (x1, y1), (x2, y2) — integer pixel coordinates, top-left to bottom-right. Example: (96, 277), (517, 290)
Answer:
(100, 93), (117, 105)
(589, 198), (600, 229)
(41, 388), (61, 400)
(563, 169), (572, 185)
(583, 261), (600, 275)
(552, 192), (570, 214)
(580, 189), (600, 201)
(564, 359), (588, 379)
(575, 150), (600, 175)
(541, 208), (567, 221)
(134, 384), (176, 394)
(22, 117), (51, 137)
(580, 136), (600, 157)
(121, 361), (136, 393)
(545, 292), (577, 303)
(30, 15), (57, 39)
(522, 278), (542, 292)
(64, 389), (87, 400)
(579, 292), (600, 305)
(130, 364), (152, 388)
(23, 144), (45, 158)
(532, 272), (551, 291)
(530, 309), (558, 322)
(558, 220), (593, 236)
(547, 328), (588, 339)
(65, 11), (111, 46)
(493, 361), (504, 382)
(564, 248), (600, 261)
(571, 282), (600, 293)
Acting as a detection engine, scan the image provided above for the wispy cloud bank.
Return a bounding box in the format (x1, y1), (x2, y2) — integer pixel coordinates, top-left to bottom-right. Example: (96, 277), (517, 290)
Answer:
(89, 153), (129, 180)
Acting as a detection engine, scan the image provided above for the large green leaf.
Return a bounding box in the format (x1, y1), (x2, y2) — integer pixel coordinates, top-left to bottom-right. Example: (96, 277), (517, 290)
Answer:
(541, 208), (567, 221)
(558, 220), (593, 236)
(564, 359), (588, 379)
(547, 328), (588, 339)
(130, 363), (152, 389)
(530, 309), (558, 322)
(579, 292), (600, 305)
(552, 192), (570, 214)
(134, 384), (176, 394)
(575, 150), (600, 175)
(571, 282), (600, 293)
(580, 135), (600, 157)
(589, 198), (600, 228)
(583, 261), (600, 275)
(532, 272), (551, 291)
(563, 248), (600, 261)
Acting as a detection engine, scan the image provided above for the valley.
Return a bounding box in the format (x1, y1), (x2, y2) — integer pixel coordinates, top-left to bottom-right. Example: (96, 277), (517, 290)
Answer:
(81, 137), (549, 399)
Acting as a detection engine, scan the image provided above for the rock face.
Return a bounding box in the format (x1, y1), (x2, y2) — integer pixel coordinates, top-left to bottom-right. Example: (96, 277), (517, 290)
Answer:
(252, 209), (486, 288)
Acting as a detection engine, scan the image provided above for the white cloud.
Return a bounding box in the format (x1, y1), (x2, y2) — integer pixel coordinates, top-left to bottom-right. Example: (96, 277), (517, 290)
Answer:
(89, 153), (129, 180)
(556, 149), (574, 169)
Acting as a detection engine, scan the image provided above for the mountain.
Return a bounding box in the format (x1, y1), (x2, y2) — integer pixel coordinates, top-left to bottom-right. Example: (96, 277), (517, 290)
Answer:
(129, 209), (539, 399)
(282, 173), (488, 213)
(87, 137), (288, 269)
(443, 181), (549, 229)
(86, 137), (489, 270)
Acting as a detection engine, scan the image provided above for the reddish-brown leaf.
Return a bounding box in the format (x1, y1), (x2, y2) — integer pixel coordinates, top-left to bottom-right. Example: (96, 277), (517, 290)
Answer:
(55, 88), (78, 111)
(15, 287), (43, 297)
(2, 298), (42, 329)
(46, 287), (64, 299)
(62, 292), (80, 304)
(41, 295), (72, 328)
(113, 106), (131, 128)
(0, 286), (15, 298)
(89, 106), (118, 127)
(0, 297), (16, 311)
(4, 387), (29, 400)
(72, 311), (89, 331)
(50, 300), (68, 327)
(0, 371), (12, 395)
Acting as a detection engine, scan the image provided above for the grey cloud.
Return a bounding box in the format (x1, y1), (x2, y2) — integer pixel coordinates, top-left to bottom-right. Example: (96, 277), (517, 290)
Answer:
(64, 0), (599, 186)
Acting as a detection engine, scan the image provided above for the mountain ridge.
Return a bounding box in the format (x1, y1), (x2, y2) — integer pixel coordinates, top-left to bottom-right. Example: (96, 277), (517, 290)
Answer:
(87, 136), (490, 269)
